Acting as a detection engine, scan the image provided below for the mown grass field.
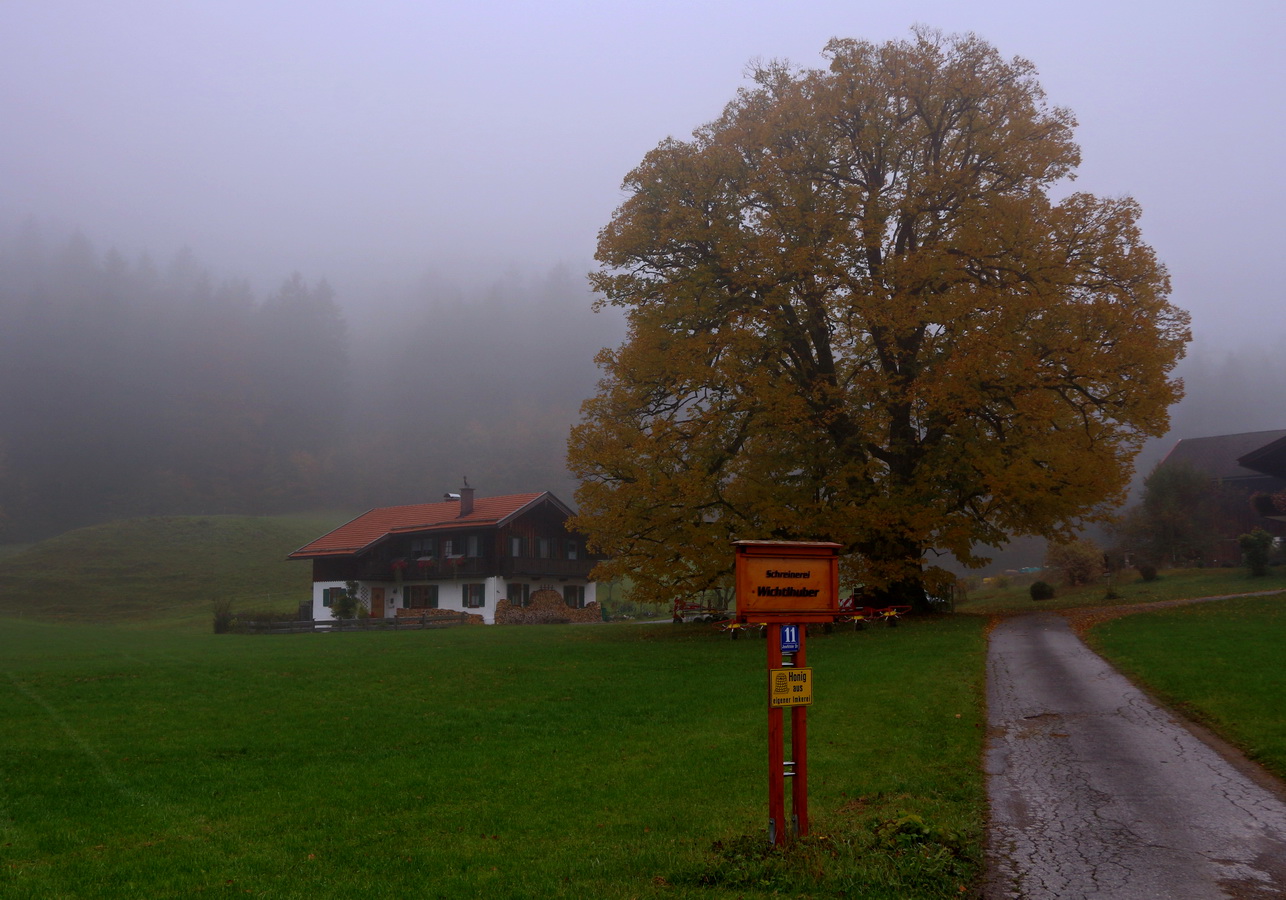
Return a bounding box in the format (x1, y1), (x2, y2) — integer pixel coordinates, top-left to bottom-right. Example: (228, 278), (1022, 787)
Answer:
(1087, 594), (1286, 781)
(1, 616), (986, 899)
(4, 515), (1285, 897)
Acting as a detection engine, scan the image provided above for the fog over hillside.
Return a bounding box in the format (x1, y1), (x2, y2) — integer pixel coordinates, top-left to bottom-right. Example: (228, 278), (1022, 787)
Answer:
(0, 225), (625, 540)
(1, 1), (1282, 553)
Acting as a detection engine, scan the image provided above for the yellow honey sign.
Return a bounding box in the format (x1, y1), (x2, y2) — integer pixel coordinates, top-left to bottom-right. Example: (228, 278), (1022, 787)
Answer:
(769, 667), (813, 707)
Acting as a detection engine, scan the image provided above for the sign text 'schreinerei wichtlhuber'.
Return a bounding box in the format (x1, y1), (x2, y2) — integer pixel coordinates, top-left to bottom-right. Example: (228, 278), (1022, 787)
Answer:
(734, 542), (840, 623)
(740, 537), (838, 622)
(756, 568), (821, 598)
(742, 560), (828, 606)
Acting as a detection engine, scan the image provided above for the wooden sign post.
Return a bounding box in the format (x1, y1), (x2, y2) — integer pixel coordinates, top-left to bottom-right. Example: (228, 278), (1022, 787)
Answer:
(734, 540), (841, 845)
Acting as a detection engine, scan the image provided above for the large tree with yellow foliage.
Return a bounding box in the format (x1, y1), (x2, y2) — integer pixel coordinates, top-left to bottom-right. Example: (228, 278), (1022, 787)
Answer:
(567, 29), (1190, 611)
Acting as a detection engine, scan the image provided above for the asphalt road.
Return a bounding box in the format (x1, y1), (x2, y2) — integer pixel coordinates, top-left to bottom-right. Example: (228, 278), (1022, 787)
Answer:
(985, 612), (1286, 899)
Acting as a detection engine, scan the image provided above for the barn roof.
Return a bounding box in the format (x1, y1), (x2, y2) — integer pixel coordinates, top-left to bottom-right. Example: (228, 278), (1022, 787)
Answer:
(1160, 430), (1286, 483)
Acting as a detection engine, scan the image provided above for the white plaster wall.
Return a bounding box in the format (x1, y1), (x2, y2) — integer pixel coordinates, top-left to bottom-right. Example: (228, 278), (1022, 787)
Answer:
(313, 577), (596, 625)
(484, 576), (500, 624)
(311, 581), (346, 622)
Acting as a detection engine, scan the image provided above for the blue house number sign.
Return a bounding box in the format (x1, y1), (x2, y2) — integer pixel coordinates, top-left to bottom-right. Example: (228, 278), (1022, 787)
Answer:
(780, 625), (800, 654)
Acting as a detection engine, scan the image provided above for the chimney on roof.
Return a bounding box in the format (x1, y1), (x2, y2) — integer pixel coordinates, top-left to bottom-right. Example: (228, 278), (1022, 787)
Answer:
(458, 479), (474, 517)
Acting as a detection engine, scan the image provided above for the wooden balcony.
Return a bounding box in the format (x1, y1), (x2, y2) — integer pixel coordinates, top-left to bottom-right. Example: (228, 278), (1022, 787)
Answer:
(353, 555), (596, 582)
(498, 556), (597, 580)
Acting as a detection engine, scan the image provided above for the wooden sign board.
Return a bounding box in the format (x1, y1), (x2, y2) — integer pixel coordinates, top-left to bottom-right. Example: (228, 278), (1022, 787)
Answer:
(734, 540), (841, 623)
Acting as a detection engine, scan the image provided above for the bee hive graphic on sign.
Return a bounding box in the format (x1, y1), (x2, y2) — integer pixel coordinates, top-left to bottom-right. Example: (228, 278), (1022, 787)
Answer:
(774, 671), (789, 692)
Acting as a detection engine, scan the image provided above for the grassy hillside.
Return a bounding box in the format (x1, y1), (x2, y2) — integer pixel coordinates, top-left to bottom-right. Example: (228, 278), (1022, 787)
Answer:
(956, 566), (1286, 615)
(0, 513), (350, 628)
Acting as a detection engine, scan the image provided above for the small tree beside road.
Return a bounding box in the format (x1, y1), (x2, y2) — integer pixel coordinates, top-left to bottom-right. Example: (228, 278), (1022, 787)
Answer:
(1045, 539), (1105, 587)
(1112, 461), (1232, 567)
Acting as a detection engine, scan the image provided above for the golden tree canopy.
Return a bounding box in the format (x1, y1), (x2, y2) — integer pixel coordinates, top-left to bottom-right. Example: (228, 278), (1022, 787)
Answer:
(567, 29), (1190, 609)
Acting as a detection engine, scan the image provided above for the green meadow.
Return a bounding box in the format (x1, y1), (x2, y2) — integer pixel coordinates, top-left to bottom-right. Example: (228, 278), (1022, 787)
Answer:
(1, 616), (986, 899)
(5, 515), (1286, 898)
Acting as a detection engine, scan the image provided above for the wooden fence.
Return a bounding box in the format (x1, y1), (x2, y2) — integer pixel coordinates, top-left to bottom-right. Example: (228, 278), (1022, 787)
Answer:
(236, 613), (473, 635)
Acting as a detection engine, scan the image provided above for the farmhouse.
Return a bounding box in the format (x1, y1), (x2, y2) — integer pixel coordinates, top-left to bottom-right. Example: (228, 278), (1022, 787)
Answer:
(289, 485), (600, 624)
(1156, 430), (1286, 560)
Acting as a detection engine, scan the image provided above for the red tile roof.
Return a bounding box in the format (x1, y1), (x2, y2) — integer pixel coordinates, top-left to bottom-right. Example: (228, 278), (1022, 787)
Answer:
(289, 492), (553, 558)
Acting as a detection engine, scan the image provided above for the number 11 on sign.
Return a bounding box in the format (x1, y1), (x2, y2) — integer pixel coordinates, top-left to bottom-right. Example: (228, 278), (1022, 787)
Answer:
(781, 624), (800, 653)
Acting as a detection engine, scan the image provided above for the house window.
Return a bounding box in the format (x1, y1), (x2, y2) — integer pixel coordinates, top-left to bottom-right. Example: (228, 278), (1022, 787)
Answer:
(322, 586), (348, 608)
(406, 585), (439, 609)
(510, 536), (525, 557)
(410, 537), (436, 558)
(466, 534), (480, 558)
(564, 585), (585, 609)
(566, 540), (579, 561)
(463, 583), (486, 608)
(443, 539), (457, 558)
(507, 582), (530, 607)
(537, 538), (551, 559)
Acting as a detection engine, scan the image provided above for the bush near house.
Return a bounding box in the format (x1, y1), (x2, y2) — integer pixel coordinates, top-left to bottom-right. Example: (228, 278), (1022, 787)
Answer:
(1239, 528), (1274, 577)
(1044, 538), (1106, 586)
(328, 580), (364, 619)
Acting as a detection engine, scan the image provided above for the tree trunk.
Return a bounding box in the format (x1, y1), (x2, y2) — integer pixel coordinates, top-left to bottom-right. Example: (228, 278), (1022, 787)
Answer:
(859, 531), (931, 614)
(877, 575), (931, 614)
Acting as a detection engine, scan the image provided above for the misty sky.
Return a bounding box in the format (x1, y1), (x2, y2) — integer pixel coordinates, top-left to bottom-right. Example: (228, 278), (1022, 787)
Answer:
(2, 0), (1282, 355)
